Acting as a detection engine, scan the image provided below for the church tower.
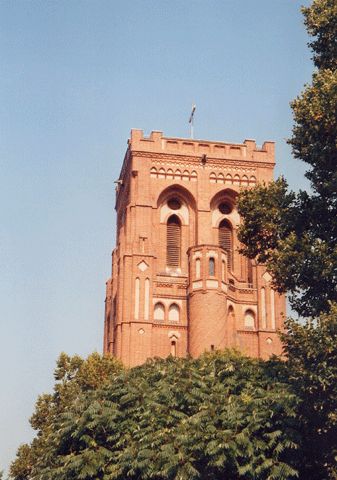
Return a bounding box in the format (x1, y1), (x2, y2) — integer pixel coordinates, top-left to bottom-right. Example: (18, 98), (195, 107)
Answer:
(103, 130), (285, 366)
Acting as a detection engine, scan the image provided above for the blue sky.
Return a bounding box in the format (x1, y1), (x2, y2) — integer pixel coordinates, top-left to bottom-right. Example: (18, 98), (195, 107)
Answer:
(1, 0), (312, 473)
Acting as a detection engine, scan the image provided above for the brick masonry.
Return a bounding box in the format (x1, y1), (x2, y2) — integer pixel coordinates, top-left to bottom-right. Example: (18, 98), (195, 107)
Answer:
(103, 130), (286, 366)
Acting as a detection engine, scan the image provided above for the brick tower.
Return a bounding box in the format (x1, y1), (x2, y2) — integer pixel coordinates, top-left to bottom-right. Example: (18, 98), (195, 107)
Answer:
(103, 130), (286, 366)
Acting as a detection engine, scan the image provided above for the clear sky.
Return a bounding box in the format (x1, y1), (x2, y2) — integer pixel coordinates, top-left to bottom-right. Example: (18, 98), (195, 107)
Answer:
(1, 0), (312, 473)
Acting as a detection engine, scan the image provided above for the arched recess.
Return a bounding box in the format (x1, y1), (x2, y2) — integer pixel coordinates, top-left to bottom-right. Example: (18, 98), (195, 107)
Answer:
(157, 185), (197, 272)
(167, 215), (181, 267)
(210, 188), (240, 229)
(168, 303), (180, 322)
(157, 184), (197, 213)
(244, 309), (255, 329)
(219, 219), (233, 270)
(210, 189), (239, 273)
(210, 188), (238, 210)
(154, 302), (165, 321)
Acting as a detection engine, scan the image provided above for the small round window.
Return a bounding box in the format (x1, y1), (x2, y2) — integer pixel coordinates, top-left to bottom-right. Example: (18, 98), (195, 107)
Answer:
(219, 202), (232, 214)
(168, 198), (182, 210)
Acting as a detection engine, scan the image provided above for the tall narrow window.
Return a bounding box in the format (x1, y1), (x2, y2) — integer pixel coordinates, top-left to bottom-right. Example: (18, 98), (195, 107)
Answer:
(261, 287), (266, 329)
(171, 340), (177, 357)
(209, 258), (215, 276)
(270, 289), (276, 329)
(219, 220), (233, 270)
(134, 278), (140, 320)
(144, 278), (150, 320)
(167, 215), (181, 267)
(195, 258), (201, 278)
(247, 259), (253, 286)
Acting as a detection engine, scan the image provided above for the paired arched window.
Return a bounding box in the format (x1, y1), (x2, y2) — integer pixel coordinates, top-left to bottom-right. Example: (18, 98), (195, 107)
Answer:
(168, 303), (180, 322)
(154, 303), (165, 321)
(167, 215), (181, 267)
(154, 302), (180, 322)
(219, 219), (233, 270)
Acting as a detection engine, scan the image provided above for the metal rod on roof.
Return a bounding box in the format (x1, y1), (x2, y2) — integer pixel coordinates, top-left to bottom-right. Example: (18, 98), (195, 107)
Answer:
(189, 104), (196, 139)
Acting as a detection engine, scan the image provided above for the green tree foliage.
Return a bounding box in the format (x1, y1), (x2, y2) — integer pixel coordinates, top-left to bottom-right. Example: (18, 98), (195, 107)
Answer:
(238, 0), (337, 317)
(281, 305), (337, 479)
(302, 0), (337, 70)
(9, 353), (122, 480)
(10, 351), (299, 480)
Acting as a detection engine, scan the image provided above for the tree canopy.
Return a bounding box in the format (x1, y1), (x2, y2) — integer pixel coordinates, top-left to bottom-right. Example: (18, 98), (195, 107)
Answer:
(238, 0), (337, 317)
(10, 351), (300, 480)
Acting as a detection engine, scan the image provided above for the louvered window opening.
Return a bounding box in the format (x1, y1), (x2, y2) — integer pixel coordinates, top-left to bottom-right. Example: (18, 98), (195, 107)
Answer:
(219, 221), (233, 270)
(167, 215), (181, 267)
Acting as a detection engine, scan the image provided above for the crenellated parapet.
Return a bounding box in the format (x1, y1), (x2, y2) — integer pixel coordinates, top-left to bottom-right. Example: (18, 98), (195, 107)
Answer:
(129, 129), (275, 164)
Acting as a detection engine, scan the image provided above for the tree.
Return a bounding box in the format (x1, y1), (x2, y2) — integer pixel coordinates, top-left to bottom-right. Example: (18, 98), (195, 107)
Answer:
(10, 351), (299, 480)
(281, 305), (337, 479)
(237, 1), (337, 477)
(238, 0), (337, 317)
(9, 352), (122, 480)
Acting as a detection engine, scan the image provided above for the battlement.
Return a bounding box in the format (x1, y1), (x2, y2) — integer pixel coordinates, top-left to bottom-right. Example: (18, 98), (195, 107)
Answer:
(129, 129), (275, 164)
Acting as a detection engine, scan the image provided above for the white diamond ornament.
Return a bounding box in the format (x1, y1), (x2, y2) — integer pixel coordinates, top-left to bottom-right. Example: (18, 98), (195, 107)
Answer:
(138, 261), (148, 272)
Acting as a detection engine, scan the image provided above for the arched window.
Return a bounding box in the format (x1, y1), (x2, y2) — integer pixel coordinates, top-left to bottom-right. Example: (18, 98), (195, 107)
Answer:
(244, 309), (255, 329)
(209, 257), (215, 276)
(167, 215), (181, 267)
(171, 340), (177, 356)
(219, 220), (233, 270)
(154, 303), (165, 321)
(168, 303), (180, 322)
